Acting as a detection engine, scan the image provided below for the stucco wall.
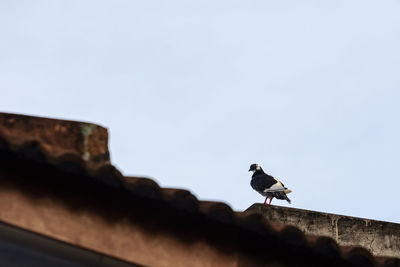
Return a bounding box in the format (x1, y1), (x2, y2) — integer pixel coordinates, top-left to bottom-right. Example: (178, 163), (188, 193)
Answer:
(247, 204), (400, 257)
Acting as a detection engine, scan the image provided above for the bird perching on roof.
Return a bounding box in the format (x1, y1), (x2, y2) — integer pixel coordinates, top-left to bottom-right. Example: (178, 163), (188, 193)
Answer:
(249, 164), (292, 205)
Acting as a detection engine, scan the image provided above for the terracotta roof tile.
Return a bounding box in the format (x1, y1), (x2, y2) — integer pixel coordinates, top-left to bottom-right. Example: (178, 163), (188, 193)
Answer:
(310, 236), (341, 259)
(235, 211), (272, 235)
(0, 112), (398, 266)
(341, 246), (376, 267)
(378, 258), (400, 267)
(121, 176), (161, 199)
(198, 201), (235, 224)
(278, 225), (307, 247)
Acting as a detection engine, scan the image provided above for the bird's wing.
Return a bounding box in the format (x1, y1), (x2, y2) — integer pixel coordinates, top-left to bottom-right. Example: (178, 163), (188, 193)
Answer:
(263, 182), (285, 191)
(250, 174), (277, 193)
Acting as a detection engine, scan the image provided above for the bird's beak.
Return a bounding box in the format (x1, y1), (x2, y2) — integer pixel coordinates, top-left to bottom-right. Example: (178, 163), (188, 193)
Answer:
(248, 168), (251, 172)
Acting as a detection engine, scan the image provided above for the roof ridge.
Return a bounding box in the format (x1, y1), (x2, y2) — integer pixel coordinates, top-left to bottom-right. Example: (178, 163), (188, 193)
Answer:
(0, 112), (398, 267)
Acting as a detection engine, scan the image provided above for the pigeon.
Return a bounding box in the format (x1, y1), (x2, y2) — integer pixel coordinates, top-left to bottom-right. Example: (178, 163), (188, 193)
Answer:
(249, 163), (292, 205)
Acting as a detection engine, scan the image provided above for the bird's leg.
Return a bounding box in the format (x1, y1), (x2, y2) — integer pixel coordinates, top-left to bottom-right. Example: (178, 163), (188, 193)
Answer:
(264, 197), (267, 205)
(269, 197), (273, 205)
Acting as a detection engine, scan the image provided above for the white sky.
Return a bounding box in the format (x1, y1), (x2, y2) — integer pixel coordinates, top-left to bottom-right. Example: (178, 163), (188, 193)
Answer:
(1, 1), (400, 222)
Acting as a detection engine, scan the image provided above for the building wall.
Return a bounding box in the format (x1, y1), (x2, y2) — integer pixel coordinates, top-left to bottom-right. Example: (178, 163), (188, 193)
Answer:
(247, 204), (400, 257)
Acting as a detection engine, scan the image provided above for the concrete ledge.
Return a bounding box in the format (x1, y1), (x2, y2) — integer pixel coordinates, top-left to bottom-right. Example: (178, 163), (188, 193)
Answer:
(246, 204), (400, 258)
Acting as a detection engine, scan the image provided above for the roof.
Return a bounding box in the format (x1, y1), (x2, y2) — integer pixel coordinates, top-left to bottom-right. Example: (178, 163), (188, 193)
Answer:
(247, 203), (400, 258)
(0, 112), (399, 267)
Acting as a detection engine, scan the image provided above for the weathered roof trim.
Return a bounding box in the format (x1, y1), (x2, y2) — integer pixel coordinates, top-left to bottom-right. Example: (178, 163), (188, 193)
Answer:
(0, 112), (399, 267)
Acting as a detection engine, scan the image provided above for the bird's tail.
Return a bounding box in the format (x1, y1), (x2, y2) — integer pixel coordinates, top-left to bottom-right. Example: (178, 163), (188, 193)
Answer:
(274, 191), (292, 204)
(284, 194), (291, 204)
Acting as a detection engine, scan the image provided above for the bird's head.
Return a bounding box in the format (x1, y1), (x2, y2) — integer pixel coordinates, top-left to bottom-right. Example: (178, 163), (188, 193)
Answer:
(248, 163), (261, 173)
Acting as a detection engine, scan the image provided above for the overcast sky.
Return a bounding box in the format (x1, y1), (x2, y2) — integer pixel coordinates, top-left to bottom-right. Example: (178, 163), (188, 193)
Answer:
(1, 1), (400, 222)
